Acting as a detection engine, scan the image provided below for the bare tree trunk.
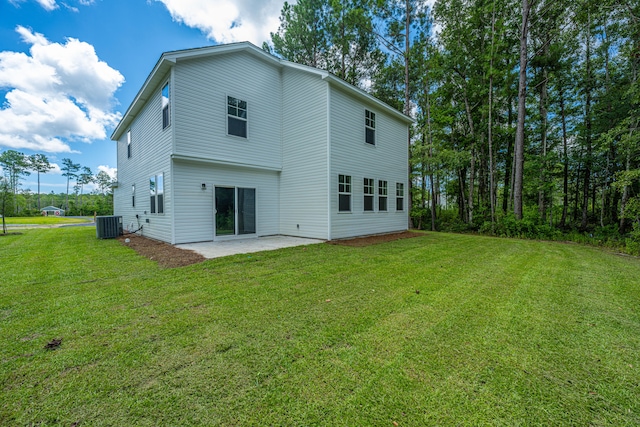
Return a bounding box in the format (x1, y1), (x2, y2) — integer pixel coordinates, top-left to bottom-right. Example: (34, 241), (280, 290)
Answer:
(538, 59), (549, 223)
(513, 0), (530, 220)
(503, 97), (514, 214)
(488, 3), (496, 230)
(463, 94), (476, 225)
(581, 12), (593, 230)
(619, 152), (631, 233)
(405, 0), (413, 230)
(559, 87), (569, 228)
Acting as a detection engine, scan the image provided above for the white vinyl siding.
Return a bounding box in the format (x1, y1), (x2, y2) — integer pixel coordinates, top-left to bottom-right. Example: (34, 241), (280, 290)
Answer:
(113, 70), (173, 242)
(279, 68), (328, 239)
(173, 52), (282, 170)
(172, 160), (279, 244)
(329, 86), (408, 239)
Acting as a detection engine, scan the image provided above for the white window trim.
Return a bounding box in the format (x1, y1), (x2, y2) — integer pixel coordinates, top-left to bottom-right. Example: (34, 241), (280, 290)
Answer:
(365, 108), (376, 146)
(338, 174), (352, 213)
(226, 94), (249, 139)
(378, 180), (388, 212)
(150, 173), (165, 215)
(364, 177), (375, 212)
(162, 82), (170, 130)
(127, 130), (131, 159)
(396, 182), (404, 212)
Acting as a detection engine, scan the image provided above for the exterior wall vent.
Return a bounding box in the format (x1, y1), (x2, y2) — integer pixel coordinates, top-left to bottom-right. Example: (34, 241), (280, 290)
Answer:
(96, 215), (123, 239)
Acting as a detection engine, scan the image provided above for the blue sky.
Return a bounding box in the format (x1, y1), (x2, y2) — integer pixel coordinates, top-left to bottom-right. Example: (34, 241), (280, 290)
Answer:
(0, 0), (286, 194)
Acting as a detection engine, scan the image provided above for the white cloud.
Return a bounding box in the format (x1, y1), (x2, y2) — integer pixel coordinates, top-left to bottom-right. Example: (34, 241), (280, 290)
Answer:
(98, 165), (117, 180)
(155, 0), (284, 45)
(0, 27), (124, 153)
(9, 0), (94, 10)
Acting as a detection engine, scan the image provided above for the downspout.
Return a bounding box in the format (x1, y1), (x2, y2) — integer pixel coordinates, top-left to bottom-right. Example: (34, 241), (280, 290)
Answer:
(326, 82), (332, 241)
(169, 65), (177, 244)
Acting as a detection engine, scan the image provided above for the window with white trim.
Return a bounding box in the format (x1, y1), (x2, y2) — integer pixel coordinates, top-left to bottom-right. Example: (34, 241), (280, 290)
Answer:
(127, 130), (131, 158)
(150, 173), (164, 214)
(338, 174), (351, 212)
(162, 83), (170, 129)
(132, 184), (135, 208)
(378, 180), (388, 211)
(365, 109), (376, 145)
(396, 183), (404, 211)
(227, 96), (247, 138)
(364, 178), (374, 211)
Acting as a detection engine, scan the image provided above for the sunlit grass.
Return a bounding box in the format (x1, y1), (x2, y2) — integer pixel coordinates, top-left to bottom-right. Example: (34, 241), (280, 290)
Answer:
(2, 216), (91, 225)
(1, 228), (639, 426)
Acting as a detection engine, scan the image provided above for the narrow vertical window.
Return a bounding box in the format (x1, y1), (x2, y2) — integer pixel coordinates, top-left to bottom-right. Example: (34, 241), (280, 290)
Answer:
(227, 96), (247, 138)
(156, 173), (164, 214)
(132, 184), (135, 208)
(396, 183), (404, 211)
(150, 176), (156, 214)
(338, 174), (351, 212)
(162, 83), (170, 129)
(378, 180), (388, 211)
(364, 178), (374, 211)
(365, 109), (376, 145)
(127, 130), (131, 158)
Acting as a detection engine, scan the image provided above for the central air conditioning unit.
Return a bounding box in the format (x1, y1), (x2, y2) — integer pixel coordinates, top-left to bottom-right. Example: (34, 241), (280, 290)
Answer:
(96, 215), (123, 239)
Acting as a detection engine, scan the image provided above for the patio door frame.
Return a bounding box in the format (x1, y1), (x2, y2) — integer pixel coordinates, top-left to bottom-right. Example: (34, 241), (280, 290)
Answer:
(213, 185), (257, 241)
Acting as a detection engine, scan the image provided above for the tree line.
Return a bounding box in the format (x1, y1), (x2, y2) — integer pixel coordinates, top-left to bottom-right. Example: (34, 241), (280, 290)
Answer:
(0, 150), (115, 218)
(266, 0), (639, 253)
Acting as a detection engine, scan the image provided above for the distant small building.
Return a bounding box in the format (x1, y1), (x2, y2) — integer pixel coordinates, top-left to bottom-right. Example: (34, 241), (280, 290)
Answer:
(41, 206), (65, 216)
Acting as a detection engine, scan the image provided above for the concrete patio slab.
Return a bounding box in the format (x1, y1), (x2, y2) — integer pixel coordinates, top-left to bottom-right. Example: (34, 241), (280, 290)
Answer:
(176, 235), (325, 259)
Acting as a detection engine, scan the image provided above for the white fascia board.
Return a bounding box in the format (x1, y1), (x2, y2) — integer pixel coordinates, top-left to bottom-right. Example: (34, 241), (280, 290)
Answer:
(111, 56), (172, 141)
(111, 42), (281, 141)
(322, 74), (415, 124)
(279, 60), (413, 124)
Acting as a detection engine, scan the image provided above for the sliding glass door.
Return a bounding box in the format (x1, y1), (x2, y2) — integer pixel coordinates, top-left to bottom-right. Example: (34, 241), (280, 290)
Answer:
(215, 187), (255, 238)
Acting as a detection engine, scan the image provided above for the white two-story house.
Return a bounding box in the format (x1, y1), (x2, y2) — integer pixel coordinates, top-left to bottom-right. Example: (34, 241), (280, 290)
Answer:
(111, 42), (412, 244)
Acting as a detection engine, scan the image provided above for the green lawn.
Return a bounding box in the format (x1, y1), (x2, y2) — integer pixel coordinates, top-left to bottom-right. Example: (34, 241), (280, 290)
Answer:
(1, 228), (639, 426)
(2, 216), (91, 225)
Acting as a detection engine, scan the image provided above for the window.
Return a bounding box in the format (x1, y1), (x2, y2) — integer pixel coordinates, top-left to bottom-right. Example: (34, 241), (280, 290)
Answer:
(150, 173), (164, 214)
(162, 83), (170, 129)
(338, 174), (351, 212)
(378, 180), (388, 211)
(227, 96), (247, 138)
(127, 130), (131, 158)
(396, 183), (404, 211)
(132, 184), (135, 208)
(364, 178), (374, 211)
(365, 109), (376, 145)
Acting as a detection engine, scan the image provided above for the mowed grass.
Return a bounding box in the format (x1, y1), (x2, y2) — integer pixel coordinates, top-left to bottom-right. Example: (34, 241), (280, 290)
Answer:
(2, 216), (91, 225)
(1, 228), (639, 426)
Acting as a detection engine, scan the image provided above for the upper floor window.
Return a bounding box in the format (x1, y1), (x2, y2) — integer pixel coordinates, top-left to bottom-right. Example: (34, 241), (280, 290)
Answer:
(364, 178), (374, 211)
(127, 130), (132, 158)
(162, 83), (170, 129)
(150, 173), (164, 214)
(365, 109), (376, 145)
(378, 180), (388, 211)
(396, 183), (404, 211)
(227, 96), (247, 138)
(338, 174), (351, 212)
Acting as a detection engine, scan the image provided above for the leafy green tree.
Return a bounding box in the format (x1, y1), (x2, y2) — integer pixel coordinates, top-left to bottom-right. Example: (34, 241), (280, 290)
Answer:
(0, 175), (11, 233)
(0, 150), (30, 196)
(78, 166), (94, 215)
(61, 158), (80, 211)
(271, 0), (329, 69)
(27, 154), (54, 210)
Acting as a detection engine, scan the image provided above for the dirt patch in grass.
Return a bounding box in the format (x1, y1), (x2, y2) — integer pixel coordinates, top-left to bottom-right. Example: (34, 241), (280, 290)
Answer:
(117, 234), (205, 268)
(327, 230), (421, 247)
